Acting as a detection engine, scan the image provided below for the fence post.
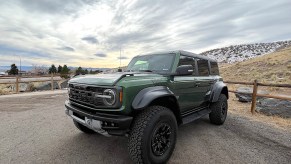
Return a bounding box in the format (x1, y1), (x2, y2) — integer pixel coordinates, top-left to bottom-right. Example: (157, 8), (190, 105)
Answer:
(51, 73), (54, 91)
(16, 76), (19, 93)
(250, 80), (258, 114)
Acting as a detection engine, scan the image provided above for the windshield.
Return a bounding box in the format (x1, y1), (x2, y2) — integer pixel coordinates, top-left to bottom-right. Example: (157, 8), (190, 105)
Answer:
(126, 53), (176, 73)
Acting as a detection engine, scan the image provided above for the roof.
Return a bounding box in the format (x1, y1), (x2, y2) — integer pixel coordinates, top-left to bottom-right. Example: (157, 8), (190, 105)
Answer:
(138, 50), (217, 62)
(178, 50), (216, 62)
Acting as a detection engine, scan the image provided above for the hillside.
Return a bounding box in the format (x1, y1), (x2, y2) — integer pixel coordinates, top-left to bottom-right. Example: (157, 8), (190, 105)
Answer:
(219, 46), (291, 84)
(201, 40), (291, 63)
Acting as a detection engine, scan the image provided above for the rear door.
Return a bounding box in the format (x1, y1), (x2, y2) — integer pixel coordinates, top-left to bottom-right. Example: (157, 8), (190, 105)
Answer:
(193, 58), (213, 106)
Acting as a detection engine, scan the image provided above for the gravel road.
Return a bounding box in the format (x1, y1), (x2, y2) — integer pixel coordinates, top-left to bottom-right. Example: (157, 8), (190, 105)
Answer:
(0, 91), (290, 164)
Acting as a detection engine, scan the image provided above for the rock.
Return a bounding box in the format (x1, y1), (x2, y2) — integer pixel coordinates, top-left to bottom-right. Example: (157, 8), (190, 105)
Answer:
(256, 98), (291, 118)
(60, 80), (69, 89)
(235, 87), (269, 102)
(19, 83), (28, 92)
(4, 83), (33, 92)
(33, 81), (59, 91)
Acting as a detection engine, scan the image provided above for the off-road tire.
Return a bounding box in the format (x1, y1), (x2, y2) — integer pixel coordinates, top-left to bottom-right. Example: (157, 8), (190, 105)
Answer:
(209, 94), (228, 125)
(73, 120), (96, 134)
(128, 106), (177, 164)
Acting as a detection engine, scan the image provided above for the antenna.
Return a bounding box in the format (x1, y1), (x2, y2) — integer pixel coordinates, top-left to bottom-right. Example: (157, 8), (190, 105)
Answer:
(120, 48), (121, 68)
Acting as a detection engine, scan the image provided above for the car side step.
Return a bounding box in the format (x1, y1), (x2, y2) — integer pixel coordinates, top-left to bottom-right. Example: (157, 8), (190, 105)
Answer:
(182, 108), (211, 125)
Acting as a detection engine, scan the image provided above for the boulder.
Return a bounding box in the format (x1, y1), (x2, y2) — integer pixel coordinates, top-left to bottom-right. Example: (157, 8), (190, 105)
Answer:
(60, 80), (69, 89)
(256, 98), (291, 118)
(33, 81), (59, 91)
(4, 83), (33, 92)
(235, 87), (269, 102)
(19, 83), (28, 92)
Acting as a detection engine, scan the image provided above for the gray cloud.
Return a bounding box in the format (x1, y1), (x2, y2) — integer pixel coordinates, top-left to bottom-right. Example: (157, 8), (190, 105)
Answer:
(57, 46), (75, 51)
(17, 0), (94, 15)
(0, 0), (291, 67)
(82, 36), (98, 44)
(105, 0), (291, 53)
(94, 53), (107, 57)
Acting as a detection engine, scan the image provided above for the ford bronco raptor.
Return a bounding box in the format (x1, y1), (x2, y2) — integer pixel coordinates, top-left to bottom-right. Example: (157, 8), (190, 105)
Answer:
(65, 50), (228, 164)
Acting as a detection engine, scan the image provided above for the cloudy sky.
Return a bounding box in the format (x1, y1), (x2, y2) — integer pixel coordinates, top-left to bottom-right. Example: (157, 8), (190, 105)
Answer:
(0, 0), (290, 68)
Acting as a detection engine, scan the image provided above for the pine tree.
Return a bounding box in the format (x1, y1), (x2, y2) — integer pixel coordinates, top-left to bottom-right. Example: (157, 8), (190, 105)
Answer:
(75, 67), (83, 75)
(60, 65), (70, 79)
(49, 64), (57, 74)
(84, 69), (88, 74)
(57, 65), (63, 73)
(8, 64), (18, 75)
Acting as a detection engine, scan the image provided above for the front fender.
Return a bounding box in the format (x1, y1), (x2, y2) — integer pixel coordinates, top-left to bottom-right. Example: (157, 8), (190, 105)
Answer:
(210, 81), (229, 102)
(132, 86), (175, 110)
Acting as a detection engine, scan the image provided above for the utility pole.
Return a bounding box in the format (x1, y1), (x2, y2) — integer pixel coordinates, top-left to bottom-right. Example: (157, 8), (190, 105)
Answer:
(120, 48), (121, 68)
(14, 55), (21, 76)
(19, 56), (21, 76)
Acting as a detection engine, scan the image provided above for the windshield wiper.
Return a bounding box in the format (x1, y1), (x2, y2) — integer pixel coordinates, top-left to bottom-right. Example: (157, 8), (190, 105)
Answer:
(125, 69), (155, 72)
(139, 70), (153, 72)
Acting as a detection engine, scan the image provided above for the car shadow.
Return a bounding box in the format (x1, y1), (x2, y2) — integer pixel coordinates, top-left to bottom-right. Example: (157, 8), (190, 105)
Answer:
(56, 116), (215, 164)
(52, 132), (133, 164)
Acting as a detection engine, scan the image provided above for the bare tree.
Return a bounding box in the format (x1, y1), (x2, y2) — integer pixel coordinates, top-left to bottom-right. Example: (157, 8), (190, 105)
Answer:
(31, 64), (48, 75)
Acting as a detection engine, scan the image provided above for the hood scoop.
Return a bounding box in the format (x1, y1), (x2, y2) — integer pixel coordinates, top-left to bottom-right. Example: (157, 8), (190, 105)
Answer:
(69, 72), (134, 86)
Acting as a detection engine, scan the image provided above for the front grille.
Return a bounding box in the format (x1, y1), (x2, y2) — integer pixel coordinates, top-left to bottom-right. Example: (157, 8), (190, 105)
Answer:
(68, 84), (106, 108)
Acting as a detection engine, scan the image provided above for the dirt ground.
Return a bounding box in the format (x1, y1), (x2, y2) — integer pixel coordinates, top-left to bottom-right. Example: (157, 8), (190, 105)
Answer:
(0, 91), (290, 164)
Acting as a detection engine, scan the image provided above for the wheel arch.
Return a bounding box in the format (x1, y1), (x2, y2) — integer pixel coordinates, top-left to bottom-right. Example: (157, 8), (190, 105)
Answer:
(210, 81), (229, 102)
(132, 86), (182, 124)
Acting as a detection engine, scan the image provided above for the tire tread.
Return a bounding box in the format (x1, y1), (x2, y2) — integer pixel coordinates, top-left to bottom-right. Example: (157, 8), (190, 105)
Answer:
(209, 94), (228, 125)
(128, 106), (169, 164)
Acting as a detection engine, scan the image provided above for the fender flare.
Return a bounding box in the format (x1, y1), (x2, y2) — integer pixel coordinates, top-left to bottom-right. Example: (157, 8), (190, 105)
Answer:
(210, 81), (229, 102)
(132, 86), (177, 110)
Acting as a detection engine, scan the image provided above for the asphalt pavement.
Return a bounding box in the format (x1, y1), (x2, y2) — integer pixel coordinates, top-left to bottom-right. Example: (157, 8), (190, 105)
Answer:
(0, 91), (290, 164)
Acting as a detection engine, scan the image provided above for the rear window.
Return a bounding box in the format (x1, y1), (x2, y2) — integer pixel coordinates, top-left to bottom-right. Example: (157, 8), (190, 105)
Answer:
(210, 62), (219, 75)
(197, 59), (209, 76)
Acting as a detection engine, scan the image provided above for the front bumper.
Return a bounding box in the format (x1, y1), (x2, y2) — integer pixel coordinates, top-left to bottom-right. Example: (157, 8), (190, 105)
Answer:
(65, 100), (133, 136)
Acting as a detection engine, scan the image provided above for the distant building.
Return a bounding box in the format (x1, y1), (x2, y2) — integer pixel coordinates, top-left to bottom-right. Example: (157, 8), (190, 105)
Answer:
(19, 71), (29, 76)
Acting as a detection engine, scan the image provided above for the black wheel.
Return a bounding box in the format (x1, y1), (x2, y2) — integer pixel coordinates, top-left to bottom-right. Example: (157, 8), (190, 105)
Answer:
(128, 106), (177, 164)
(73, 120), (96, 134)
(209, 94), (228, 125)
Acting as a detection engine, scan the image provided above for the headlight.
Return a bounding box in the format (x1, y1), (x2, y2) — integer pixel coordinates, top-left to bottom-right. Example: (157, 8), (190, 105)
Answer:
(102, 89), (116, 106)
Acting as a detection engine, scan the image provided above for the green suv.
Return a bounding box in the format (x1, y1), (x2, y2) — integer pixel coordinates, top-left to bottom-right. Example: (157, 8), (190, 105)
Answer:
(65, 50), (228, 164)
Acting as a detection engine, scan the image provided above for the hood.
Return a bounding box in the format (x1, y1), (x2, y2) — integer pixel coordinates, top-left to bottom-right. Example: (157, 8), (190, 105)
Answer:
(68, 72), (166, 86)
(69, 73), (127, 86)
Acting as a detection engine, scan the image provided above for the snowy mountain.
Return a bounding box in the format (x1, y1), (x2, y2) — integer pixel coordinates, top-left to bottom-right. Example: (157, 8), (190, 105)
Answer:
(200, 40), (291, 63)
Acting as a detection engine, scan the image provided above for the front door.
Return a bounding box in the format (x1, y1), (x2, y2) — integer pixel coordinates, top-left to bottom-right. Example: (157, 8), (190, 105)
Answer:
(169, 55), (208, 113)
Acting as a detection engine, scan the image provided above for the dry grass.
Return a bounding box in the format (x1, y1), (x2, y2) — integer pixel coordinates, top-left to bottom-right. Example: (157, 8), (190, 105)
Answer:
(221, 47), (291, 129)
(228, 93), (291, 130)
(220, 46), (291, 84)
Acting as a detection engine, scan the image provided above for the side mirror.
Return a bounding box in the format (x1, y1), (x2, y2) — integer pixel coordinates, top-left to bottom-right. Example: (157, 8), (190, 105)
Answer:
(176, 65), (194, 76)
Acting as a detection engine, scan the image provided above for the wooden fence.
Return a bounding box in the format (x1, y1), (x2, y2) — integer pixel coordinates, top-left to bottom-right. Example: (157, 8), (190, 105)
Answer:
(1, 75), (290, 114)
(0, 74), (70, 93)
(225, 80), (291, 114)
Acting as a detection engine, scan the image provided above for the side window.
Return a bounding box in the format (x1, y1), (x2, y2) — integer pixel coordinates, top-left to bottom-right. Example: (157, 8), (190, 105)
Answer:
(210, 62), (219, 75)
(196, 58), (209, 76)
(178, 55), (196, 75)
